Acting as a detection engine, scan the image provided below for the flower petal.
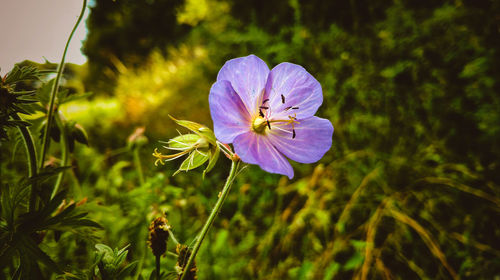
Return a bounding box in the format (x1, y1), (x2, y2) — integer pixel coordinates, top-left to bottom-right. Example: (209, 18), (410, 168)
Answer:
(264, 62), (322, 120)
(209, 80), (251, 143)
(233, 131), (294, 179)
(217, 54), (270, 113)
(267, 116), (333, 163)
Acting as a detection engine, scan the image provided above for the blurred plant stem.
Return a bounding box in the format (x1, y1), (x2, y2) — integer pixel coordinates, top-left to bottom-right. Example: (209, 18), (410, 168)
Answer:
(39, 0), (87, 174)
(133, 147), (145, 185)
(12, 113), (38, 211)
(180, 158), (241, 280)
(51, 113), (69, 199)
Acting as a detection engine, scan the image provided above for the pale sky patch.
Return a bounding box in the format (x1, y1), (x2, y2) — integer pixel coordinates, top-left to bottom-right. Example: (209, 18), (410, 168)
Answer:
(0, 0), (90, 74)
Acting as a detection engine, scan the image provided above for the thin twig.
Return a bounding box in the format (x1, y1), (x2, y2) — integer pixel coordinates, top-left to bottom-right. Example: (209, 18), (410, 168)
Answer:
(39, 0), (87, 170)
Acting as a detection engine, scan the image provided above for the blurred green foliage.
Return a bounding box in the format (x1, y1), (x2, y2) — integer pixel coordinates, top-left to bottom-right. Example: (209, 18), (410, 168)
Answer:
(2, 0), (500, 279)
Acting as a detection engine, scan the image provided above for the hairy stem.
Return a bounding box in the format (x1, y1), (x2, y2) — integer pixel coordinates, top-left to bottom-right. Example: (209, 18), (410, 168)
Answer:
(180, 159), (240, 280)
(39, 0), (87, 170)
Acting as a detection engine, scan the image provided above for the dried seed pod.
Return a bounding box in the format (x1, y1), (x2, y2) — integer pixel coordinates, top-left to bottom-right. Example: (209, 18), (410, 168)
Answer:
(147, 217), (170, 257)
(176, 244), (198, 280)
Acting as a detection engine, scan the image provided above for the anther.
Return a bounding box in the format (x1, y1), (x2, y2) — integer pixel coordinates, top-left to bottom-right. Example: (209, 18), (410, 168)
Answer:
(292, 129), (296, 139)
(262, 98), (269, 104)
(259, 109), (264, 117)
(285, 106), (300, 111)
(259, 106), (269, 109)
(281, 94), (285, 104)
(267, 120), (271, 130)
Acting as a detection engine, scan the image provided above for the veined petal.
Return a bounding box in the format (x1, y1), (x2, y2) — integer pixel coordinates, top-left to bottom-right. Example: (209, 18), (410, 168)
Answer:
(264, 62), (322, 120)
(209, 80), (251, 143)
(217, 54), (270, 113)
(267, 116), (333, 163)
(233, 131), (294, 179)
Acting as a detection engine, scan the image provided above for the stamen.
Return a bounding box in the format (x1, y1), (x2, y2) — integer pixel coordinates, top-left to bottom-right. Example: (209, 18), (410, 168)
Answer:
(286, 114), (300, 126)
(284, 106), (300, 111)
(292, 129), (296, 139)
(267, 120), (271, 130)
(259, 109), (265, 117)
(281, 94), (286, 104)
(273, 125), (289, 133)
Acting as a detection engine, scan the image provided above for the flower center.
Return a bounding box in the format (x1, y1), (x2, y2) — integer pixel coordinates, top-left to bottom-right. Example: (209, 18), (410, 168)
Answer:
(252, 116), (268, 134)
(252, 96), (301, 138)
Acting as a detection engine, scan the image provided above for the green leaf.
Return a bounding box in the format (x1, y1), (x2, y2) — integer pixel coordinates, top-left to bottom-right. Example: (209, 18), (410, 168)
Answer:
(38, 190), (68, 219)
(11, 264), (21, 280)
(53, 218), (102, 229)
(72, 124), (89, 146)
(113, 249), (128, 267)
(5, 120), (31, 128)
(174, 149), (209, 175)
(203, 145), (220, 179)
(13, 98), (38, 104)
(323, 262), (340, 280)
(10, 104), (31, 115)
(19, 235), (62, 274)
(166, 134), (200, 150)
(59, 92), (93, 105)
(1, 183), (30, 227)
(116, 244), (130, 257)
(37, 204), (76, 229)
(36, 79), (54, 106)
(4, 65), (40, 84)
(169, 115), (217, 145)
(95, 244), (113, 257)
(24, 166), (72, 187)
(116, 261), (138, 279)
(380, 61), (412, 79)
(343, 250), (364, 271)
(12, 90), (36, 96)
(56, 89), (70, 104)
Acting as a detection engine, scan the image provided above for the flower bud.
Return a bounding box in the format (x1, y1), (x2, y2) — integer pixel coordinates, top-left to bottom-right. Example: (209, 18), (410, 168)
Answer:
(153, 116), (220, 178)
(127, 126), (147, 149)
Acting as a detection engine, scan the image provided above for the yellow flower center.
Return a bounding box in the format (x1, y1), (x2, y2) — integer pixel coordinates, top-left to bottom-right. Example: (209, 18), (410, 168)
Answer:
(252, 116), (268, 134)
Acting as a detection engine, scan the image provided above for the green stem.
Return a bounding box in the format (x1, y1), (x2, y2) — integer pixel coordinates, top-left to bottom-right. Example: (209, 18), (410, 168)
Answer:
(134, 242), (149, 280)
(180, 159), (240, 280)
(133, 148), (145, 185)
(216, 141), (234, 158)
(51, 113), (69, 199)
(39, 0), (87, 169)
(168, 229), (180, 245)
(12, 114), (38, 211)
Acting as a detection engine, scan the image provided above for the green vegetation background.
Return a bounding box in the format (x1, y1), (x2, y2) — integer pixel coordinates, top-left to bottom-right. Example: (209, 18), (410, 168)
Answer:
(2, 0), (500, 279)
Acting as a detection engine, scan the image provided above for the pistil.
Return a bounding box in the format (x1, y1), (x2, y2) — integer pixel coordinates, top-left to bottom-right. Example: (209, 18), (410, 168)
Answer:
(252, 116), (268, 134)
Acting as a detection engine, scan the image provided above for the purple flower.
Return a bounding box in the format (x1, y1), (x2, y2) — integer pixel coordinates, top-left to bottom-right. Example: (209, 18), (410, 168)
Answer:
(209, 55), (334, 179)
